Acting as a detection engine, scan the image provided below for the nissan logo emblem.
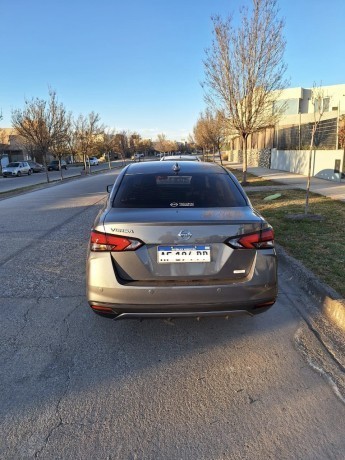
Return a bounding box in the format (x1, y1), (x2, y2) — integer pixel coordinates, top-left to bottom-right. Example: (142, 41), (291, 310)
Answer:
(178, 230), (192, 240)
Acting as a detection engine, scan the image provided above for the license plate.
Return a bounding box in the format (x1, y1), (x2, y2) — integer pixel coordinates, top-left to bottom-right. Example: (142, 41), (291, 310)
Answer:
(157, 245), (211, 263)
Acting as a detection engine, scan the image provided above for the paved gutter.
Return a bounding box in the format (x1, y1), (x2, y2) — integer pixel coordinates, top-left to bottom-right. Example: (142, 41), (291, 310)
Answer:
(277, 244), (345, 332)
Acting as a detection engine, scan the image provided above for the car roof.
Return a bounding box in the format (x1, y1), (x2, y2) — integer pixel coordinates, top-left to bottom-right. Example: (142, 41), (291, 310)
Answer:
(125, 160), (227, 174)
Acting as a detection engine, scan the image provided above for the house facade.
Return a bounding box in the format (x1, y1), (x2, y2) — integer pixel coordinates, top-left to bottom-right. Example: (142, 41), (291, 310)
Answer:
(0, 128), (30, 167)
(226, 84), (345, 181)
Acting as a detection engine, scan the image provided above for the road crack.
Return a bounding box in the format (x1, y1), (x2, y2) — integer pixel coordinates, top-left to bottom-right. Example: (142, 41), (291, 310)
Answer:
(33, 299), (82, 458)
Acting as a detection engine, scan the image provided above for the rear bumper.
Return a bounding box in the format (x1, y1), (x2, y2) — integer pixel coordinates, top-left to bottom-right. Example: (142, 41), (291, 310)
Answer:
(88, 299), (276, 319)
(87, 250), (278, 319)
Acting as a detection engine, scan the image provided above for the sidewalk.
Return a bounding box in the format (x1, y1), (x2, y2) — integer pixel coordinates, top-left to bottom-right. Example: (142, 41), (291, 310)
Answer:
(225, 162), (345, 202)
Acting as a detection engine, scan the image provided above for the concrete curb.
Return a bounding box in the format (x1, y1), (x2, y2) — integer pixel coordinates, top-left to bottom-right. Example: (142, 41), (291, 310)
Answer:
(276, 244), (345, 331)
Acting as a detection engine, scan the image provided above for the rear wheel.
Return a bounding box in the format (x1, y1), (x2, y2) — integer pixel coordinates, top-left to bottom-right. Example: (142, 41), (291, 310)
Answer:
(28, 169), (32, 175)
(17, 171), (21, 177)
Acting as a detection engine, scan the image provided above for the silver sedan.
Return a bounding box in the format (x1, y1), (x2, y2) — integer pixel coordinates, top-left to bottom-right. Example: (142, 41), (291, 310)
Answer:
(87, 161), (277, 320)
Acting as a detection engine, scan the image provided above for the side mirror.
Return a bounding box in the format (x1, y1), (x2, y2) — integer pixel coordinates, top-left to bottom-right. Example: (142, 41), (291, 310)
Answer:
(107, 185), (113, 193)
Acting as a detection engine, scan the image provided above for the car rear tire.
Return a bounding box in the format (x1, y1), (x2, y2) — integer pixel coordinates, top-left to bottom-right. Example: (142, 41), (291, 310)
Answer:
(28, 170), (32, 175)
(17, 171), (21, 177)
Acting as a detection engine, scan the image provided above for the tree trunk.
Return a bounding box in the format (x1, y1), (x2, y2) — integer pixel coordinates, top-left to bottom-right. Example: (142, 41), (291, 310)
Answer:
(218, 149), (223, 166)
(242, 135), (248, 185)
(58, 157), (63, 181)
(43, 152), (50, 183)
(305, 127), (316, 215)
(83, 154), (88, 174)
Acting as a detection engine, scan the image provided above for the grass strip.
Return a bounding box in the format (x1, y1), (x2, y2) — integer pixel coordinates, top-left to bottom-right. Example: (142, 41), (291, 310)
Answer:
(247, 189), (345, 297)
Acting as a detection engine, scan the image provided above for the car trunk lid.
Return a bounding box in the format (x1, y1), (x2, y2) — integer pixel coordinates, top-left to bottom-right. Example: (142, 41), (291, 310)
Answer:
(98, 207), (265, 282)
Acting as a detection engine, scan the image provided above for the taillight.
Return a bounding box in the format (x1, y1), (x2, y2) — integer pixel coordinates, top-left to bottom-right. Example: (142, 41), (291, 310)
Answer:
(91, 305), (114, 313)
(90, 230), (143, 252)
(227, 228), (274, 249)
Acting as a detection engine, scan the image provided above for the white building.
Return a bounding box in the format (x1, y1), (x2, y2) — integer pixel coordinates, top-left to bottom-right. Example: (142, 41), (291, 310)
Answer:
(226, 84), (345, 181)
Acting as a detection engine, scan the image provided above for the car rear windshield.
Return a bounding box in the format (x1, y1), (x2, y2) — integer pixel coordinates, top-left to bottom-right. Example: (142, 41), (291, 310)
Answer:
(112, 173), (247, 208)
(8, 163), (20, 167)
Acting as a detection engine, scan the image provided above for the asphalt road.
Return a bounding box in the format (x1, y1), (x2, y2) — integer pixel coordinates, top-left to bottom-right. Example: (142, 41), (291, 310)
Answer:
(1, 170), (344, 459)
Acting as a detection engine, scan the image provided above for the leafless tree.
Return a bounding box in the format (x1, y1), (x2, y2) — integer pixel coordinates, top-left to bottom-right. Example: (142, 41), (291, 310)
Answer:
(338, 115), (345, 153)
(338, 115), (345, 182)
(129, 133), (142, 159)
(0, 125), (7, 169)
(114, 131), (130, 159)
(187, 133), (197, 150)
(305, 85), (324, 214)
(74, 112), (104, 173)
(65, 118), (79, 164)
(155, 134), (176, 155)
(11, 89), (70, 183)
(194, 109), (225, 163)
(99, 128), (126, 167)
(101, 128), (117, 167)
(51, 116), (73, 180)
(138, 138), (153, 156)
(203, 0), (288, 183)
(194, 117), (209, 159)
(155, 134), (169, 154)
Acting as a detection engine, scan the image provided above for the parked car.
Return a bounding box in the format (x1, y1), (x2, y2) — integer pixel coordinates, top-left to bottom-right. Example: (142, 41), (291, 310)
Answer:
(133, 153), (144, 160)
(47, 160), (67, 171)
(88, 156), (99, 166)
(160, 154), (201, 162)
(87, 161), (277, 320)
(2, 162), (32, 177)
(27, 160), (44, 173)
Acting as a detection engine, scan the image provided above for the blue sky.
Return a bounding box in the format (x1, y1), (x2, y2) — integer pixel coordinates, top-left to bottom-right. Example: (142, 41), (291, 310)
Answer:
(1, 0), (345, 140)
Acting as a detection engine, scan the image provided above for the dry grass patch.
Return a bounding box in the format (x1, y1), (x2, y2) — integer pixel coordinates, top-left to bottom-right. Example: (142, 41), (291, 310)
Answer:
(247, 189), (345, 297)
